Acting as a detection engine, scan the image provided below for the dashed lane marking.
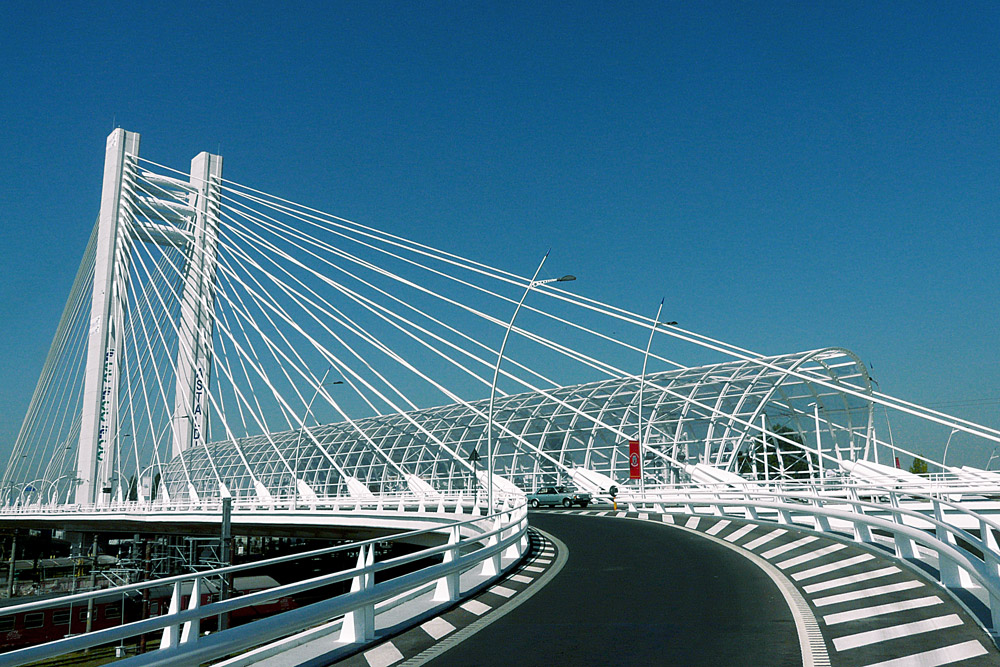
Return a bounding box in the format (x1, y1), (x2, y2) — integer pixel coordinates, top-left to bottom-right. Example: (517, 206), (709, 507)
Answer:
(744, 528), (786, 550)
(776, 543), (847, 570)
(705, 519), (730, 536)
(420, 617), (456, 641)
(685, 516), (700, 529)
(802, 566), (900, 594)
(489, 585), (516, 598)
(832, 614), (963, 651)
(460, 599), (492, 616)
(860, 639), (987, 667)
(723, 523), (756, 543)
(761, 535), (819, 559)
(812, 580), (924, 607)
(823, 595), (943, 626)
(364, 641), (404, 667)
(792, 553), (875, 581)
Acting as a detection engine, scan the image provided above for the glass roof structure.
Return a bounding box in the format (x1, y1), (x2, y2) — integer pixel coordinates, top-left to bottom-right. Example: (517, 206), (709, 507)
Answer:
(159, 347), (874, 501)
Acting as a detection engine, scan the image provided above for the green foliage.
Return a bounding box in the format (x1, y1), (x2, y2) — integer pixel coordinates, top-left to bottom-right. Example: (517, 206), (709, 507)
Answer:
(909, 457), (929, 475)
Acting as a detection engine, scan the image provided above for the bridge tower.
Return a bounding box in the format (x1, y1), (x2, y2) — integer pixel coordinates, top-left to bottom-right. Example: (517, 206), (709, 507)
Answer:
(75, 129), (223, 505)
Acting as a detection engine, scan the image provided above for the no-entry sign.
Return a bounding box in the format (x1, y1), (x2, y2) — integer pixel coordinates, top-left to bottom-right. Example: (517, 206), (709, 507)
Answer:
(629, 440), (641, 479)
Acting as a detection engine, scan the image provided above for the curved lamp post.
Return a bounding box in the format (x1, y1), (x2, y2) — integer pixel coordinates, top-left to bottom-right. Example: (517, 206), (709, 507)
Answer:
(293, 367), (343, 507)
(942, 428), (960, 471)
(637, 299), (676, 495)
(487, 253), (575, 512)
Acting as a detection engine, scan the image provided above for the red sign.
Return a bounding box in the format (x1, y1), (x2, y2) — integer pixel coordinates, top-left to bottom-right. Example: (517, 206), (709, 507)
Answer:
(629, 440), (641, 479)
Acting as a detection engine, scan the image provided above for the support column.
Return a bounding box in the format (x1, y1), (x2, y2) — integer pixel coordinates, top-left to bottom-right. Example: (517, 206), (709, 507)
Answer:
(171, 151), (223, 462)
(76, 129), (140, 505)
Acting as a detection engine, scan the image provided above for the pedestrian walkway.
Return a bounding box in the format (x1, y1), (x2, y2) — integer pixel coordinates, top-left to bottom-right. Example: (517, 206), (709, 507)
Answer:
(562, 508), (999, 667)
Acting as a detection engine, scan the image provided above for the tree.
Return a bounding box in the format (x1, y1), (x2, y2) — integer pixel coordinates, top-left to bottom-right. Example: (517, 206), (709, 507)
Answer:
(909, 457), (929, 475)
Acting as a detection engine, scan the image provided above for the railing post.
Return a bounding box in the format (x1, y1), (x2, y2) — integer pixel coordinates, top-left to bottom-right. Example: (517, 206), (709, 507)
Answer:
(932, 499), (969, 588)
(159, 580), (183, 650)
(338, 545), (375, 643)
(847, 487), (875, 543)
(480, 516), (502, 576)
(179, 577), (201, 644)
(433, 526), (461, 602)
(889, 493), (919, 560)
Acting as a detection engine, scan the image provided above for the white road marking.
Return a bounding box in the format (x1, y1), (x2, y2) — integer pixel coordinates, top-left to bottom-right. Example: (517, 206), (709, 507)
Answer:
(490, 585), (516, 598)
(803, 566), (900, 594)
(860, 639), (986, 667)
(706, 520), (730, 536)
(460, 599), (492, 616)
(523, 565), (545, 573)
(661, 514), (674, 524)
(638, 512), (649, 520)
(761, 535), (819, 559)
(509, 574), (532, 584)
(364, 641), (404, 667)
(813, 580), (923, 607)
(744, 528), (787, 550)
(777, 543), (847, 570)
(723, 524), (756, 543)
(685, 516), (701, 529)
(421, 616), (457, 640)
(823, 596), (942, 626)
(832, 614), (962, 651)
(792, 554), (875, 581)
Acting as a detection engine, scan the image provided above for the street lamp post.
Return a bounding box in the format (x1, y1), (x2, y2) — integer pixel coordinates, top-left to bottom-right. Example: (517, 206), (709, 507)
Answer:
(293, 367), (343, 508)
(487, 253), (574, 513)
(942, 428), (960, 471)
(807, 402), (824, 482)
(637, 300), (675, 497)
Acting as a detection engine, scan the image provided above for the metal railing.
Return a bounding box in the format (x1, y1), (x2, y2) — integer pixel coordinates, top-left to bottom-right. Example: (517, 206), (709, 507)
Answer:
(0, 500), (529, 666)
(619, 481), (1000, 633)
(0, 489), (525, 516)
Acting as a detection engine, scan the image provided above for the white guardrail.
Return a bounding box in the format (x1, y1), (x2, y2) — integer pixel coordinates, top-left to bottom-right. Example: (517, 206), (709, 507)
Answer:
(0, 499), (529, 666)
(619, 481), (1000, 634)
(0, 489), (524, 516)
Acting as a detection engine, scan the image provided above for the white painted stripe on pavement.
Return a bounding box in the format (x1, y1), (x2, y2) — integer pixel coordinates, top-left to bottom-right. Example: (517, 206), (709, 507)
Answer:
(761, 535), (819, 559)
(803, 566), (900, 594)
(616, 511), (628, 518)
(813, 580), (923, 607)
(597, 511), (609, 516)
(661, 514), (674, 524)
(777, 543), (847, 570)
(832, 614), (962, 651)
(638, 512), (649, 520)
(685, 516), (701, 529)
(792, 554), (875, 581)
(723, 523), (756, 543)
(706, 520), (730, 536)
(490, 585), (516, 598)
(421, 616), (457, 640)
(523, 565), (545, 573)
(823, 596), (942, 626)
(364, 641), (404, 667)
(744, 528), (787, 550)
(460, 599), (492, 616)
(860, 639), (986, 667)
(509, 574), (532, 584)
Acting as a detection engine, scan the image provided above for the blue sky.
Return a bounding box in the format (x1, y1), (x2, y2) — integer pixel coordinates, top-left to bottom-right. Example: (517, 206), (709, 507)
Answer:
(1, 1), (998, 466)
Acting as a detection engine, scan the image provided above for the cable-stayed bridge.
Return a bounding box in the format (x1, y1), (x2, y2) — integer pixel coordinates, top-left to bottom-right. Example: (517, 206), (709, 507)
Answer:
(2, 129), (1000, 665)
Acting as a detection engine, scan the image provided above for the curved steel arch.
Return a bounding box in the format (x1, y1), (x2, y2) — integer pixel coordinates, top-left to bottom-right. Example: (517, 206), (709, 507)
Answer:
(159, 348), (873, 500)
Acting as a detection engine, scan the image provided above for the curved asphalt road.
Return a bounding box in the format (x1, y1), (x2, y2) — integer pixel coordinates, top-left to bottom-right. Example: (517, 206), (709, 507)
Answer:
(427, 512), (802, 666)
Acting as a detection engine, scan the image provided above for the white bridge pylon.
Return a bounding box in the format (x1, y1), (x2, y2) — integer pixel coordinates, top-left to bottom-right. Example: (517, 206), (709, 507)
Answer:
(3, 127), (999, 511)
(76, 129), (223, 505)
